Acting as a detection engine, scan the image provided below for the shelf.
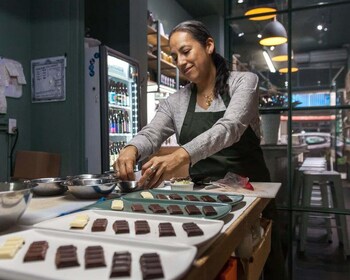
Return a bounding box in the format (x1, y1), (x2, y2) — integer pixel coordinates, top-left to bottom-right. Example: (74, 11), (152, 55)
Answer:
(109, 133), (133, 137)
(147, 25), (170, 53)
(147, 83), (177, 94)
(109, 104), (132, 110)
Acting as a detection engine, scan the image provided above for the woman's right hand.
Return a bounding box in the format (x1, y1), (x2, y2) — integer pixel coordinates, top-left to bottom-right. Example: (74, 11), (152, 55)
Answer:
(114, 145), (138, 181)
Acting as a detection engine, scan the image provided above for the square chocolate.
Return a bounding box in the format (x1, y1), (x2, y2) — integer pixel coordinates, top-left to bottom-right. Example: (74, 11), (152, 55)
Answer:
(182, 222), (204, 237)
(202, 205), (217, 216)
(113, 220), (130, 234)
(185, 195), (199, 201)
(110, 251), (131, 277)
(169, 193), (183, 200)
(85, 246), (106, 268)
(155, 194), (168, 200)
(167, 205), (183, 215)
(140, 253), (164, 280)
(135, 220), (150, 234)
(131, 204), (146, 213)
(148, 204), (166, 213)
(91, 218), (108, 232)
(200, 195), (216, 202)
(158, 222), (176, 237)
(217, 194), (233, 203)
(184, 205), (201, 215)
(55, 245), (80, 268)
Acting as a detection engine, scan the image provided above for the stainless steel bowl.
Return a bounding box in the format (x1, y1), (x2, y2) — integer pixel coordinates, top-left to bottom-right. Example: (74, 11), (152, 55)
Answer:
(67, 174), (105, 180)
(116, 181), (143, 193)
(0, 182), (33, 231)
(63, 178), (118, 199)
(30, 177), (67, 196)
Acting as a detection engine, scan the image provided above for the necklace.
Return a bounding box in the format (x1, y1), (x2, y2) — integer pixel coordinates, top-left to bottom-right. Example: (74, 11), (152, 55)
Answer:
(204, 93), (214, 107)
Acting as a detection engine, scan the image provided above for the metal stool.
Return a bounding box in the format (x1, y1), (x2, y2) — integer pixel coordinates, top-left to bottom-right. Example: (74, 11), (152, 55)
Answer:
(299, 171), (350, 258)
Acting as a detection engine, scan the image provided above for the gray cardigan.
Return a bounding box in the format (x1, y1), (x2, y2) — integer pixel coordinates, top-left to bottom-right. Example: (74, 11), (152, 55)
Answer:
(129, 71), (261, 165)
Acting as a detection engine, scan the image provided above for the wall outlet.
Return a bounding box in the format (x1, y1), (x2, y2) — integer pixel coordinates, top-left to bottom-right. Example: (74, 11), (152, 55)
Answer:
(8, 118), (17, 134)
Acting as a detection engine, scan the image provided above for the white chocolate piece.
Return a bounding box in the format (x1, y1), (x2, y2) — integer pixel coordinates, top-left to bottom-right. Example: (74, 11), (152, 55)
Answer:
(140, 191), (153, 199)
(69, 214), (90, 228)
(0, 246), (18, 259)
(111, 200), (124, 210)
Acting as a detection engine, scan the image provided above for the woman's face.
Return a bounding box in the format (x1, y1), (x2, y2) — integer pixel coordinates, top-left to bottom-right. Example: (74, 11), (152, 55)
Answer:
(169, 31), (214, 84)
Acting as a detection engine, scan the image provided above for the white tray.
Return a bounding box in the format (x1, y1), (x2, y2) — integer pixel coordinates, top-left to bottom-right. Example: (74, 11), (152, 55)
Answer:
(0, 228), (196, 280)
(34, 210), (224, 247)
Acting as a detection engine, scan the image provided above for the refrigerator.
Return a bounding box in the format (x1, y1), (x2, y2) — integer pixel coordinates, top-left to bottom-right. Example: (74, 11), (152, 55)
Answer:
(85, 45), (140, 174)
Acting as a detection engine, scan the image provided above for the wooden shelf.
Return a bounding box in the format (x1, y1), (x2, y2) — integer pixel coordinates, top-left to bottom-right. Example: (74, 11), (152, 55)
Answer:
(147, 25), (170, 53)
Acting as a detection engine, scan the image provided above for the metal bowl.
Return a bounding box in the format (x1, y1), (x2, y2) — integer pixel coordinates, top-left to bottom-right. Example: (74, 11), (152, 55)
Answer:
(66, 174), (104, 180)
(116, 181), (143, 193)
(63, 178), (118, 199)
(0, 182), (33, 231)
(30, 177), (67, 196)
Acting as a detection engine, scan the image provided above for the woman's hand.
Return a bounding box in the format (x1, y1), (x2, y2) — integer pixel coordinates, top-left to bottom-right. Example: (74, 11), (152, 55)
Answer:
(138, 148), (190, 188)
(114, 145), (138, 181)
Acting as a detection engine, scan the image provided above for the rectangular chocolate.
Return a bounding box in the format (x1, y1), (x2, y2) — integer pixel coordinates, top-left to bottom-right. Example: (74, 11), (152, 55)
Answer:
(217, 194), (232, 203)
(131, 204), (146, 213)
(202, 205), (217, 216)
(91, 218), (108, 232)
(140, 252), (164, 280)
(148, 204), (166, 213)
(167, 205), (183, 215)
(135, 220), (150, 234)
(155, 194), (168, 200)
(184, 205), (201, 215)
(182, 222), (204, 237)
(113, 220), (130, 234)
(110, 251), (131, 277)
(85, 245), (106, 268)
(23, 241), (49, 262)
(200, 195), (216, 202)
(169, 193), (183, 200)
(158, 222), (176, 237)
(185, 195), (199, 201)
(55, 245), (80, 268)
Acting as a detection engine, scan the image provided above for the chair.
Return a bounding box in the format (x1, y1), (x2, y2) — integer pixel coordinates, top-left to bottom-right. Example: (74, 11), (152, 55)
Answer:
(298, 170), (350, 258)
(13, 150), (61, 180)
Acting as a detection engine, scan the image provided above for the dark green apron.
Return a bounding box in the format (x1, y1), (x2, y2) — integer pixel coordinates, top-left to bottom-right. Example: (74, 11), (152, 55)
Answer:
(179, 87), (270, 182)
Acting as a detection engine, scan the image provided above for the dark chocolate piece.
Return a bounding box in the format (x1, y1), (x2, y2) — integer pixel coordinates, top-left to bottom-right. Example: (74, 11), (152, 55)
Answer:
(169, 193), (183, 200)
(202, 205), (217, 216)
(182, 222), (204, 237)
(23, 241), (49, 262)
(85, 245), (106, 268)
(91, 218), (108, 232)
(113, 220), (130, 234)
(184, 205), (201, 215)
(131, 204), (146, 213)
(158, 222), (176, 237)
(200, 195), (216, 202)
(140, 253), (164, 280)
(217, 194), (232, 203)
(148, 204), (166, 213)
(110, 251), (131, 277)
(155, 194), (168, 200)
(135, 220), (150, 234)
(167, 205), (183, 215)
(55, 245), (80, 268)
(185, 195), (199, 201)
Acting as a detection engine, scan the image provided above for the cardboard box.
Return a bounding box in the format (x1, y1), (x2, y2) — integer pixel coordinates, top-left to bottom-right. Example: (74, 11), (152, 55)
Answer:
(242, 219), (272, 280)
(13, 150), (61, 180)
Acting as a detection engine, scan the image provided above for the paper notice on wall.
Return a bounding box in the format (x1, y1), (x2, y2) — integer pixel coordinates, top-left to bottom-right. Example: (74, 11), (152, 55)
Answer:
(0, 58), (26, 98)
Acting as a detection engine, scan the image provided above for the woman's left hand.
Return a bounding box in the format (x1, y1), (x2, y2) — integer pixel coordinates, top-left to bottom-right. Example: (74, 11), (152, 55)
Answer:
(138, 148), (190, 188)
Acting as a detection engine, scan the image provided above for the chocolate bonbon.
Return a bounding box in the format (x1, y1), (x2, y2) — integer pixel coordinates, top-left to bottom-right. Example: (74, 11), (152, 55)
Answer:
(167, 204), (183, 215)
(158, 222), (176, 237)
(200, 195), (216, 202)
(131, 204), (146, 213)
(148, 204), (166, 213)
(91, 218), (108, 232)
(185, 195), (199, 201)
(23, 241), (48, 262)
(113, 220), (130, 234)
(169, 193), (182, 200)
(85, 245), (106, 268)
(110, 251), (131, 277)
(140, 253), (164, 280)
(155, 194), (168, 200)
(182, 222), (204, 237)
(184, 205), (201, 215)
(135, 220), (150, 234)
(55, 245), (80, 268)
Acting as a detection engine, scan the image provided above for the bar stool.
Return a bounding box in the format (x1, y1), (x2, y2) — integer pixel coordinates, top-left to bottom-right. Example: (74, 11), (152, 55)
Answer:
(298, 171), (350, 258)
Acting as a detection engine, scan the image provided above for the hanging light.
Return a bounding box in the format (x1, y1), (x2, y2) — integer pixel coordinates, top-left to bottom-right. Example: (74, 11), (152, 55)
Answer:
(259, 19), (287, 46)
(244, 0), (276, 21)
(270, 43), (294, 62)
(277, 60), (299, 73)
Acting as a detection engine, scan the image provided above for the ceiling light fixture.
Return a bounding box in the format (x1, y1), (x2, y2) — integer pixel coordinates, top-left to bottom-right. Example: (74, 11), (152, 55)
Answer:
(263, 50), (276, 73)
(277, 60), (299, 73)
(244, 0), (276, 21)
(270, 43), (293, 62)
(259, 18), (288, 46)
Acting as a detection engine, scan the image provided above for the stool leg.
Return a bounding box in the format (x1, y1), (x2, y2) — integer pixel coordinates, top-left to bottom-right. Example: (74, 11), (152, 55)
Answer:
(319, 182), (333, 242)
(299, 175), (314, 253)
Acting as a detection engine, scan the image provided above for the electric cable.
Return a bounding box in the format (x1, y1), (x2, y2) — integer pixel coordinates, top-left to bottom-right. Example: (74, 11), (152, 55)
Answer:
(9, 128), (19, 177)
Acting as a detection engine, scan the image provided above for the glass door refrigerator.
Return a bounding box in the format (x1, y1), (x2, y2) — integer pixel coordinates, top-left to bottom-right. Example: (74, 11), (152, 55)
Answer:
(85, 45), (140, 174)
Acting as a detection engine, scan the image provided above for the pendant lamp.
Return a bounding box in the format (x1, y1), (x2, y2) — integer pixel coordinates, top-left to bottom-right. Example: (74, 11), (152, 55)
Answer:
(244, 0), (277, 21)
(277, 60), (299, 73)
(259, 19), (287, 46)
(270, 43), (292, 62)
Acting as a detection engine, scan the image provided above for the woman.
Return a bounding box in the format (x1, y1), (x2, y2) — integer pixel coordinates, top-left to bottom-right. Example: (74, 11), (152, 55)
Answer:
(116, 20), (270, 187)
(116, 20), (285, 280)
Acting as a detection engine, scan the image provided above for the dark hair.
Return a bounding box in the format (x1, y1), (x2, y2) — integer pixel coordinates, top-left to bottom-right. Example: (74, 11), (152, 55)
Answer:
(169, 20), (230, 97)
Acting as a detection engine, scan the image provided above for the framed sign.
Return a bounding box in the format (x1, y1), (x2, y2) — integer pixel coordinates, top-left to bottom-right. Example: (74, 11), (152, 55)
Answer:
(31, 56), (66, 103)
